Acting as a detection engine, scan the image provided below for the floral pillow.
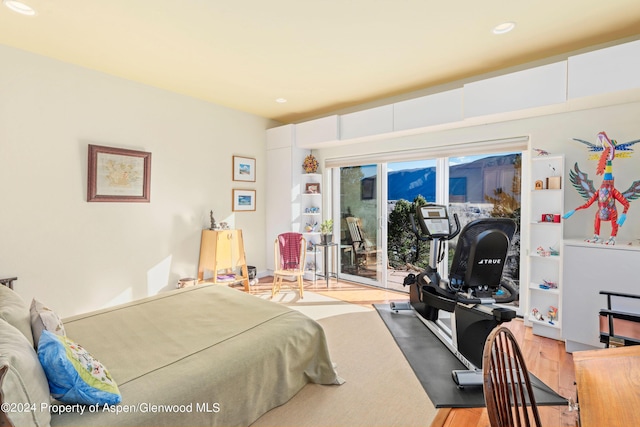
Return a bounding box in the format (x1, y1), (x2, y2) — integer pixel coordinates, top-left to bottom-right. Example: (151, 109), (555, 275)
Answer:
(30, 299), (66, 348)
(37, 330), (121, 405)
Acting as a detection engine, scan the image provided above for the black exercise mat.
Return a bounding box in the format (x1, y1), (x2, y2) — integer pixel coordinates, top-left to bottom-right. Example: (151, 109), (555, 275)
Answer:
(374, 303), (568, 408)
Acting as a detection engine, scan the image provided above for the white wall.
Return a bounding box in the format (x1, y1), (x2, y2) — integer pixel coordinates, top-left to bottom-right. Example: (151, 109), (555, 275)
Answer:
(314, 99), (640, 241)
(0, 45), (271, 317)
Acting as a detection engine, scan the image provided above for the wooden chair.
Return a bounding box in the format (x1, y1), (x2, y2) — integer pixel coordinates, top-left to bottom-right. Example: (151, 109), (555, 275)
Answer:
(346, 217), (377, 270)
(272, 232), (306, 298)
(482, 327), (542, 427)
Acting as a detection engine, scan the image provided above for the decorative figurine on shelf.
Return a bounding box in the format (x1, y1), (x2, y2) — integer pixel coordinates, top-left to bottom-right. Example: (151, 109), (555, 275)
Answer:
(531, 308), (544, 322)
(219, 222), (229, 230)
(539, 279), (557, 290)
(547, 306), (558, 325)
(563, 131), (640, 245)
(305, 222), (318, 232)
(209, 210), (217, 230)
(533, 148), (550, 156)
(302, 154), (318, 174)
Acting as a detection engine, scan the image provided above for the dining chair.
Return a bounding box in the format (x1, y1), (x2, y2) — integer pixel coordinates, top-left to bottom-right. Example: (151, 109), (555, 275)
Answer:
(483, 326), (542, 427)
(272, 232), (307, 298)
(346, 217), (377, 271)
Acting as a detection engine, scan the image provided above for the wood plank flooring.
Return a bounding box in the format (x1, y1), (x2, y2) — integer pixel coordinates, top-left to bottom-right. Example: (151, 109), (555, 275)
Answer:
(244, 278), (578, 427)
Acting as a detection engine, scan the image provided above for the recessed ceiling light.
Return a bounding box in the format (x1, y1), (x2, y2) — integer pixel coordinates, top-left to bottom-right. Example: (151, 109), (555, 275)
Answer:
(492, 22), (515, 35)
(3, 0), (36, 15)
(275, 98), (287, 104)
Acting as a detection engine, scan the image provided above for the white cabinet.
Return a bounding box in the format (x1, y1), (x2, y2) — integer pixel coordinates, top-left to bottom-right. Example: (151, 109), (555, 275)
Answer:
(563, 241), (640, 352)
(526, 155), (564, 339)
(301, 173), (323, 277)
(265, 125), (307, 274)
(266, 125), (325, 280)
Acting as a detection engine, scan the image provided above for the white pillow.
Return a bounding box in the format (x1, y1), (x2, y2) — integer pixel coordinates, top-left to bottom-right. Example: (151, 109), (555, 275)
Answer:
(0, 285), (34, 347)
(30, 299), (66, 348)
(0, 319), (52, 427)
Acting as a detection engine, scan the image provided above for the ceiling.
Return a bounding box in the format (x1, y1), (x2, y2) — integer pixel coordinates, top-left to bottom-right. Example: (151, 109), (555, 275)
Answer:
(1, 1), (639, 124)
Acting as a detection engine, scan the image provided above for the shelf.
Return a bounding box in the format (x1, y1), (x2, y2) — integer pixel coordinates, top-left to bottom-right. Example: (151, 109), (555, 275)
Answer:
(529, 316), (561, 330)
(527, 154), (564, 339)
(528, 282), (560, 295)
(531, 189), (563, 194)
(529, 254), (560, 261)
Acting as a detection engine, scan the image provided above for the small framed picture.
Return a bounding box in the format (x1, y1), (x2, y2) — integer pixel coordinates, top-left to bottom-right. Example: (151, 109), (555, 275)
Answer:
(305, 183), (320, 194)
(87, 144), (152, 202)
(232, 189), (256, 212)
(232, 156), (256, 182)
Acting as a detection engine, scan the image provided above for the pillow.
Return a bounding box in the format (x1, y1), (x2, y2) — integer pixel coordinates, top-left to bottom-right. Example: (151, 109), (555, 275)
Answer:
(37, 330), (121, 406)
(0, 285), (35, 347)
(30, 299), (66, 348)
(0, 319), (52, 427)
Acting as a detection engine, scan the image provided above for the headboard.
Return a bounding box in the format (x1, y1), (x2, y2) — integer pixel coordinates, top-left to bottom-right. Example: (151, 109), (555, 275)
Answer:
(0, 277), (17, 289)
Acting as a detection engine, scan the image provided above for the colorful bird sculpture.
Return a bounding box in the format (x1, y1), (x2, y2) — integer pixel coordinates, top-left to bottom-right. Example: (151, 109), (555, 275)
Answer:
(563, 131), (640, 245)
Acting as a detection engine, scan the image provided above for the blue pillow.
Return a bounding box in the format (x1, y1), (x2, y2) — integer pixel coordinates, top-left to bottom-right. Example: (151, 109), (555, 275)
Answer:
(37, 330), (121, 405)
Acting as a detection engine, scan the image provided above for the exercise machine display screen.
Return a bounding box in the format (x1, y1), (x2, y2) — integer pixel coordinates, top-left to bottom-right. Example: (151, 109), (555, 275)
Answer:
(418, 205), (449, 235)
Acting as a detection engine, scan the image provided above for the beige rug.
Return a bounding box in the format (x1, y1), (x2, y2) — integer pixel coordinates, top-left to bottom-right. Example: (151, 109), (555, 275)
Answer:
(256, 290), (372, 320)
(251, 299), (437, 427)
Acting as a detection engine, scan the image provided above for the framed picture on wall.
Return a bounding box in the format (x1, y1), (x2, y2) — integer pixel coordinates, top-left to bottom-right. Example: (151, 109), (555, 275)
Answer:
(87, 144), (152, 202)
(232, 189), (256, 211)
(232, 156), (256, 182)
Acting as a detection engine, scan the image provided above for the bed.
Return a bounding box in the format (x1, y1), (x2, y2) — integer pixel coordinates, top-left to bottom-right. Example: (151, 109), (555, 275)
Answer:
(0, 282), (344, 427)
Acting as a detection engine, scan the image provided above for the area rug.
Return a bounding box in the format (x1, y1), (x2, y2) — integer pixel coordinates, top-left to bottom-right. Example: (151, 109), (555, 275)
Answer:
(251, 310), (437, 426)
(374, 303), (568, 408)
(255, 290), (371, 320)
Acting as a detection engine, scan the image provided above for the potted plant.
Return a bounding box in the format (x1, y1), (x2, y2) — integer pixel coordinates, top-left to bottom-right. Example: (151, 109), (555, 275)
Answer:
(320, 219), (334, 244)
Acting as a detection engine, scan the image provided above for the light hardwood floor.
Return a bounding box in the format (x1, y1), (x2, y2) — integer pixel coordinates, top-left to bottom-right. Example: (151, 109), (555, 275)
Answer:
(245, 278), (578, 427)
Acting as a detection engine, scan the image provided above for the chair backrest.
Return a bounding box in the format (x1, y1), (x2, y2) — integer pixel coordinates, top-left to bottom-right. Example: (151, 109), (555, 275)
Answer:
(275, 232), (306, 270)
(346, 217), (374, 251)
(346, 217), (362, 246)
(483, 326), (541, 427)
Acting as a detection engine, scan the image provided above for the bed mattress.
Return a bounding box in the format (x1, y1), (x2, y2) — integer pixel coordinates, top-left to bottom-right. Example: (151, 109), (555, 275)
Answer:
(50, 284), (343, 426)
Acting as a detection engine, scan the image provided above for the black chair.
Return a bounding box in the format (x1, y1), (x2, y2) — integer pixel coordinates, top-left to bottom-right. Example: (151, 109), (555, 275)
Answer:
(599, 291), (640, 347)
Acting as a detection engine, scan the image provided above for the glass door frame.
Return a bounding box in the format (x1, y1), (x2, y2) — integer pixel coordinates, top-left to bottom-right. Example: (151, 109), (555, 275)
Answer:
(331, 165), (388, 288)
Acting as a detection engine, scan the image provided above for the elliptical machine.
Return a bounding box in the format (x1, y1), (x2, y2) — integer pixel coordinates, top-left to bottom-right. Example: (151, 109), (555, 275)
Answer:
(393, 204), (518, 387)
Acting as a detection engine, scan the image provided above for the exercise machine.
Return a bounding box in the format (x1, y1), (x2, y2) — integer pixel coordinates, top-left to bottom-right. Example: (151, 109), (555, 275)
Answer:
(391, 204), (518, 387)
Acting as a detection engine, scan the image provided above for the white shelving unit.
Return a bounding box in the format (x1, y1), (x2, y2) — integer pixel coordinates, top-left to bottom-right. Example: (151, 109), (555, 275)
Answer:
(300, 173), (323, 278)
(526, 154), (564, 339)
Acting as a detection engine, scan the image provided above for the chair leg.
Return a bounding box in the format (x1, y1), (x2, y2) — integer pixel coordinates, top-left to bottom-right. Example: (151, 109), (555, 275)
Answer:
(271, 276), (280, 298)
(298, 275), (304, 299)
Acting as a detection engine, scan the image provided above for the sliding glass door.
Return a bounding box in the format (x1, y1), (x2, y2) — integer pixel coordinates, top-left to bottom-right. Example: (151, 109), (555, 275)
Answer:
(335, 165), (385, 286)
(330, 151), (522, 301)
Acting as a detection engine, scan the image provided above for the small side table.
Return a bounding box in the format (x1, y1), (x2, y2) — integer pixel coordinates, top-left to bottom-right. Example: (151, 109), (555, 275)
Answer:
(314, 242), (338, 287)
